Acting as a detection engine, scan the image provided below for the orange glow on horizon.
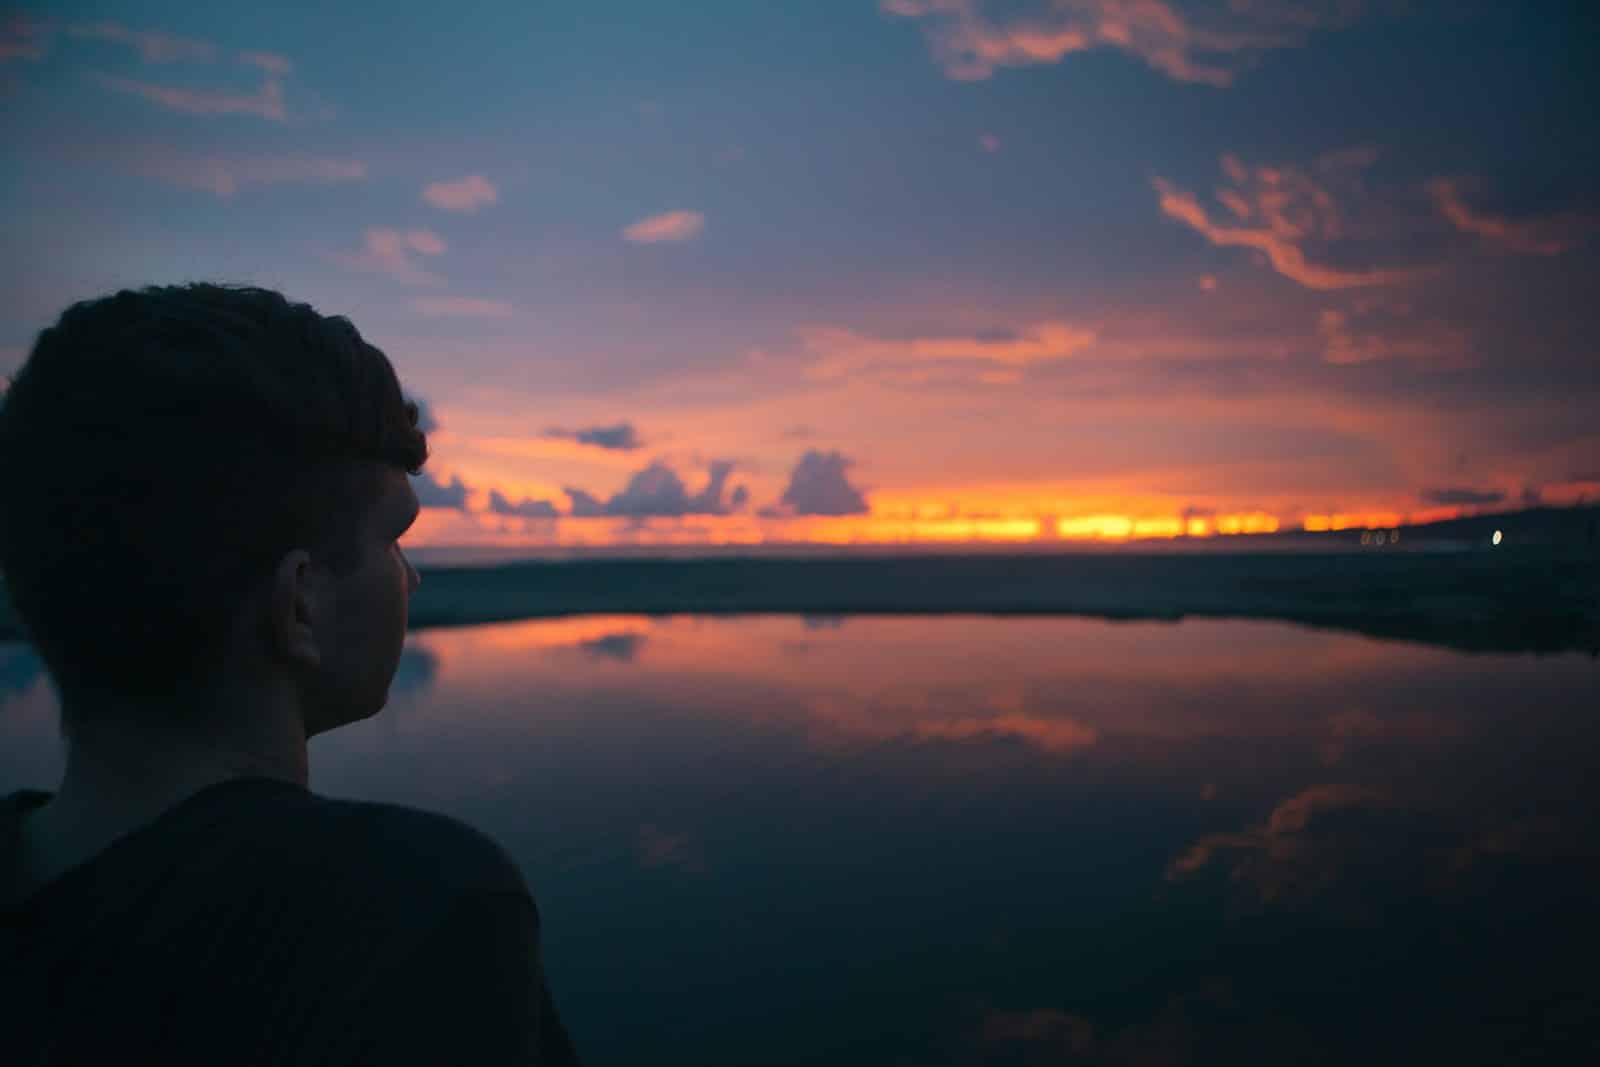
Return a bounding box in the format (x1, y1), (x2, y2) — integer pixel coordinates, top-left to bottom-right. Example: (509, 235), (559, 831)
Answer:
(408, 501), (1474, 550)
(1301, 512), (1406, 533)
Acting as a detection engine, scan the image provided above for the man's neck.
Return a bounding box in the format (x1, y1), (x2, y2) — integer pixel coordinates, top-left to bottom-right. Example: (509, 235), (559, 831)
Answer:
(19, 689), (308, 894)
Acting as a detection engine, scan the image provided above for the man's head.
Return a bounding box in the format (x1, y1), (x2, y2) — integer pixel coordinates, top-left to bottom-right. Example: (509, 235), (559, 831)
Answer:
(0, 283), (427, 737)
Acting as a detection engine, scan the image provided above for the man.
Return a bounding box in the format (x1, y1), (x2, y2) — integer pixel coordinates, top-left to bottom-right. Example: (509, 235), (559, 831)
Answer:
(0, 284), (578, 1064)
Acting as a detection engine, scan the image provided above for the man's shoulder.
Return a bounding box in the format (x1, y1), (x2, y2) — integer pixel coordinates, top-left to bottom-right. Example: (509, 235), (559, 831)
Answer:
(229, 781), (530, 902)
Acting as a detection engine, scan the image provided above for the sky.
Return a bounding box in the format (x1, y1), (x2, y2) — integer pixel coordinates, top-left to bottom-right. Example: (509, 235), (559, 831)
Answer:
(2, 1), (1597, 548)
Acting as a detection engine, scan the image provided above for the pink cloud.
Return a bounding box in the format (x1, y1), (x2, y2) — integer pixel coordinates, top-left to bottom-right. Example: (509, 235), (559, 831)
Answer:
(622, 210), (705, 244)
(978, 132), (1001, 152)
(68, 21), (216, 64)
(412, 297), (516, 318)
(93, 71), (286, 121)
(883, 0), (1357, 86)
(336, 227), (447, 286)
(422, 174), (499, 213)
(1427, 177), (1593, 257)
(1316, 302), (1469, 366)
(1153, 151), (1426, 290)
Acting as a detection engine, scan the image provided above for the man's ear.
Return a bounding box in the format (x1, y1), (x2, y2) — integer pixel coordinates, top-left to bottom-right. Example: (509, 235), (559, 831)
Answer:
(267, 548), (321, 669)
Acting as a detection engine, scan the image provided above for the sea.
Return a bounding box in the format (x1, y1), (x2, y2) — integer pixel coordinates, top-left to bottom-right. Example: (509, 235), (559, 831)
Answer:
(3, 613), (1596, 1064)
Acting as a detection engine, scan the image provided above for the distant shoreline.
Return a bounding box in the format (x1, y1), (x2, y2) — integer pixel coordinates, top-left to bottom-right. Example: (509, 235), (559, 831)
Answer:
(390, 548), (1598, 654)
(2, 511), (1596, 656)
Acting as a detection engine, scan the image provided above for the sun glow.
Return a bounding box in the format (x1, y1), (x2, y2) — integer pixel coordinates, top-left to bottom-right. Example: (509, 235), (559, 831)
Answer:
(407, 505), (1328, 548)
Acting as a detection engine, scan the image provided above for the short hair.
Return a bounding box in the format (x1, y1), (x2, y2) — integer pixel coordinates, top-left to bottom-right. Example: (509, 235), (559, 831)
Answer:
(0, 283), (427, 711)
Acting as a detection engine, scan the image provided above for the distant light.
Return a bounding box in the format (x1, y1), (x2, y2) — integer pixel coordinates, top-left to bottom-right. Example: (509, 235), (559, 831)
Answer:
(1492, 529), (1503, 546)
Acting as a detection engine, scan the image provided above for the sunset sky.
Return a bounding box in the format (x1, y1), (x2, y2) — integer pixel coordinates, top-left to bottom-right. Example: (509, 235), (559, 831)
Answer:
(3, 1), (1596, 547)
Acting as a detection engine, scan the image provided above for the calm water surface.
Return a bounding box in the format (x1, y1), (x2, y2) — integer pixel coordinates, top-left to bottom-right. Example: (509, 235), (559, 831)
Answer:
(4, 616), (1598, 1065)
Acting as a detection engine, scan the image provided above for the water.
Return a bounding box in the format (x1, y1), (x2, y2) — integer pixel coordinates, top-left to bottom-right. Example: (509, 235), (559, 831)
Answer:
(4, 617), (1598, 1064)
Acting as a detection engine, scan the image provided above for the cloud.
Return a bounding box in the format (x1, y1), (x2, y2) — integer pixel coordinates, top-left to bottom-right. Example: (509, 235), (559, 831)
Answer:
(336, 227), (446, 286)
(801, 321), (1095, 381)
(408, 396), (439, 434)
(126, 152), (365, 198)
(543, 422), (643, 451)
(422, 174), (499, 213)
(411, 297), (515, 318)
(883, 0), (1358, 87)
(566, 460), (746, 517)
(580, 633), (646, 663)
(622, 210), (705, 244)
(68, 21), (217, 63)
(411, 470), (469, 510)
(1166, 783), (1393, 902)
(1, 13), (49, 63)
(978, 132), (1001, 152)
(564, 486), (605, 517)
(913, 713), (1097, 752)
(238, 50), (292, 76)
(488, 489), (560, 518)
(1316, 302), (1469, 366)
(690, 461), (741, 514)
(604, 463), (693, 516)
(766, 450), (870, 516)
(1418, 487), (1506, 507)
(1427, 177), (1593, 257)
(1153, 152), (1425, 290)
(93, 71), (286, 121)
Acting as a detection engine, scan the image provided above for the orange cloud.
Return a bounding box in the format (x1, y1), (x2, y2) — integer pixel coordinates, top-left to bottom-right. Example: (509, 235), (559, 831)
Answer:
(913, 712), (1097, 752)
(1153, 160), (1423, 289)
(1167, 783), (1393, 900)
(884, 0), (1356, 86)
(422, 174), (499, 213)
(1427, 177), (1592, 256)
(800, 321), (1095, 380)
(622, 210), (705, 244)
(93, 71), (286, 121)
(1316, 304), (1469, 366)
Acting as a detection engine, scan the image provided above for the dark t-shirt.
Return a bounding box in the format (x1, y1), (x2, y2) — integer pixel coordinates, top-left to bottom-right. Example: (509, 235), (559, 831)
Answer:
(0, 778), (579, 1065)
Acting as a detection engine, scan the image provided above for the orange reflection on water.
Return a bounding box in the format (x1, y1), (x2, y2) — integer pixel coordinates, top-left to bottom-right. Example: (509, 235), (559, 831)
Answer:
(400, 614), (1474, 759)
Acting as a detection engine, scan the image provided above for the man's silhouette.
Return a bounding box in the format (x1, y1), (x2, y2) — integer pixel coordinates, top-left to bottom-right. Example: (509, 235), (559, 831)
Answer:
(0, 284), (578, 1064)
